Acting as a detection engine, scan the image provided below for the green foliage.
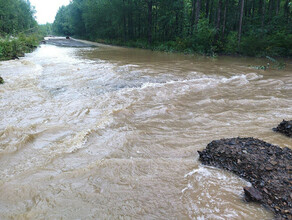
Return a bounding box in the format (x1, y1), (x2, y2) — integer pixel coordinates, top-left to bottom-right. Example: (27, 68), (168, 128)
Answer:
(249, 56), (286, 70)
(240, 34), (268, 56)
(52, 6), (73, 36)
(52, 0), (292, 57)
(38, 23), (53, 37)
(0, 34), (41, 60)
(0, 0), (40, 60)
(239, 31), (292, 57)
(0, 0), (37, 36)
(0, 76), (4, 84)
(249, 64), (270, 70)
(192, 18), (217, 55)
(266, 56), (286, 70)
(225, 32), (239, 54)
(266, 32), (292, 57)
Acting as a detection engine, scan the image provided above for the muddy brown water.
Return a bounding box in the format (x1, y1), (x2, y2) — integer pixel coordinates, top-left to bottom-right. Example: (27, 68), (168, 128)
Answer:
(0, 41), (291, 219)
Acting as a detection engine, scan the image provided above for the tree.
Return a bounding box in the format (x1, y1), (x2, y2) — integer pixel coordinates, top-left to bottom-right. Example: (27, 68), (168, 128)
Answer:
(0, 0), (37, 36)
(238, 0), (244, 45)
(51, 0), (292, 57)
(146, 0), (153, 44)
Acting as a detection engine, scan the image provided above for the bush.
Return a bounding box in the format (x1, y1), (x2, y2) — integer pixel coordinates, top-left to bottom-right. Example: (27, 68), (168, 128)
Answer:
(0, 34), (40, 60)
(225, 31), (238, 54)
(266, 32), (292, 57)
(238, 30), (292, 57)
(240, 35), (268, 56)
(192, 18), (217, 54)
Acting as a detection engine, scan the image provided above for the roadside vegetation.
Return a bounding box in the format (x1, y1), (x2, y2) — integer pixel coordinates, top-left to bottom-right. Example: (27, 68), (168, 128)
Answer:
(0, 0), (51, 61)
(0, 34), (41, 60)
(53, 0), (292, 57)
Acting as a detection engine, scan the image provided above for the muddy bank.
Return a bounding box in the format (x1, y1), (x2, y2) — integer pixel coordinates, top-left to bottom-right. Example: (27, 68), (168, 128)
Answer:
(45, 38), (95, 47)
(198, 137), (292, 219)
(273, 120), (292, 138)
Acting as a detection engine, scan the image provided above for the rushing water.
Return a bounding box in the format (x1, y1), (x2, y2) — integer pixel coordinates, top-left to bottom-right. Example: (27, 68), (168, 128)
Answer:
(0, 41), (291, 219)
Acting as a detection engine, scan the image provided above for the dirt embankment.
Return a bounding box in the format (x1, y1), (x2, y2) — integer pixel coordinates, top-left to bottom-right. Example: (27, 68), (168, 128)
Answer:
(198, 137), (292, 219)
(273, 120), (292, 138)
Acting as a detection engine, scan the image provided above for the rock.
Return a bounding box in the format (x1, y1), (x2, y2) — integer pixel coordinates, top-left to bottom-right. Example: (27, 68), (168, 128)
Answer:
(265, 165), (273, 171)
(244, 187), (263, 202)
(273, 120), (292, 137)
(198, 137), (292, 219)
(270, 160), (278, 166)
(0, 76), (4, 84)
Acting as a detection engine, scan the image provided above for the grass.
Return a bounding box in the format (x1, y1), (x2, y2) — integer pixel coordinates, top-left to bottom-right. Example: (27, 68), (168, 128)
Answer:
(0, 34), (42, 61)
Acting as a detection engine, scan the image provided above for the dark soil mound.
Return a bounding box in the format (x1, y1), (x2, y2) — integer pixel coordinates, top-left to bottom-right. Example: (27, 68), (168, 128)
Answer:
(273, 120), (292, 138)
(198, 137), (292, 219)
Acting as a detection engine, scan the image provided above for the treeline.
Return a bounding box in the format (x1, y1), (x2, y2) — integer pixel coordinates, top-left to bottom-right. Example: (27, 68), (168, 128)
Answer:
(0, 0), (37, 36)
(53, 0), (292, 56)
(0, 0), (42, 60)
(39, 23), (53, 37)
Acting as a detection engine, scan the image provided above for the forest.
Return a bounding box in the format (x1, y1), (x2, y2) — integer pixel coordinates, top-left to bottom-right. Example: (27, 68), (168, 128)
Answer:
(52, 0), (292, 57)
(0, 0), (43, 60)
(0, 0), (37, 35)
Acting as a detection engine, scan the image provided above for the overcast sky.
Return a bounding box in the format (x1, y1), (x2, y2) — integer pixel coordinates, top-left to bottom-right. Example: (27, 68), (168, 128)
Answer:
(30, 0), (71, 24)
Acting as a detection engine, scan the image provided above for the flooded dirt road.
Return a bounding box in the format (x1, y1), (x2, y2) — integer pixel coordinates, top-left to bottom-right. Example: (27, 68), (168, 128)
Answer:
(0, 41), (291, 219)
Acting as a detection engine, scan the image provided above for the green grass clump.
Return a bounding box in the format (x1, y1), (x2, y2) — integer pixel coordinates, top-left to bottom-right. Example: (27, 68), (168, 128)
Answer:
(0, 34), (41, 61)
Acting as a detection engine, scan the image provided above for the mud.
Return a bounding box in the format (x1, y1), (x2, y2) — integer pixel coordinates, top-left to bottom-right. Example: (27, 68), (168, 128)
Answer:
(198, 137), (292, 219)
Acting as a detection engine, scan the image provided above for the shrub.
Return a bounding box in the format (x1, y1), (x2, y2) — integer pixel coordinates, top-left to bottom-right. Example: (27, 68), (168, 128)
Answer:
(238, 30), (292, 57)
(0, 34), (40, 60)
(192, 18), (217, 54)
(225, 31), (238, 54)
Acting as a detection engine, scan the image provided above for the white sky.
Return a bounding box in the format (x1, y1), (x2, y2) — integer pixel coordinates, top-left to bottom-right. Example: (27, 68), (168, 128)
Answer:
(30, 0), (71, 24)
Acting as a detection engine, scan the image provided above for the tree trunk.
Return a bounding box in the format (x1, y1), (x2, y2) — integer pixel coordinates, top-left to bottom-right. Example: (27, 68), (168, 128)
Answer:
(244, 0), (248, 16)
(154, 4), (157, 39)
(276, 0), (280, 15)
(175, 12), (179, 36)
(147, 0), (153, 44)
(179, 0), (184, 35)
(195, 0), (201, 27)
(216, 0), (222, 31)
(261, 0), (265, 28)
(222, 0), (228, 38)
(209, 0), (214, 23)
(205, 0), (210, 18)
(268, 0), (275, 18)
(138, 10), (141, 38)
(190, 0), (196, 35)
(251, 0), (255, 18)
(123, 0), (127, 41)
(238, 0), (245, 45)
(284, 0), (289, 23)
(128, 0), (133, 40)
